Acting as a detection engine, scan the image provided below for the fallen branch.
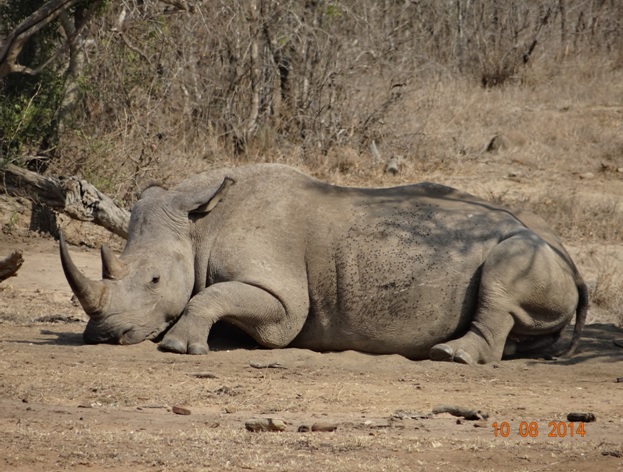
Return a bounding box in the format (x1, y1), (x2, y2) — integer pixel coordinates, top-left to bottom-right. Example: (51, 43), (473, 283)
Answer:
(1, 163), (130, 238)
(432, 405), (489, 421)
(0, 250), (24, 282)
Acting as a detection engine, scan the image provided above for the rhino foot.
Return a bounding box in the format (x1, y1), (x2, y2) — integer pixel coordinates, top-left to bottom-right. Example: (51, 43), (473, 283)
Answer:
(159, 337), (209, 355)
(429, 343), (476, 365)
(429, 343), (454, 362)
(187, 343), (209, 355)
(453, 349), (475, 365)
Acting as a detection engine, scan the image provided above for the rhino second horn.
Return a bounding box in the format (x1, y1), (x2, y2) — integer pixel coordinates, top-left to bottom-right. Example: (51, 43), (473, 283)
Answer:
(59, 233), (106, 316)
(101, 244), (128, 280)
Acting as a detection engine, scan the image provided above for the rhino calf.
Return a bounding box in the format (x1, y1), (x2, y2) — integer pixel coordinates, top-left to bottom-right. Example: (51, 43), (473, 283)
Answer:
(60, 164), (587, 365)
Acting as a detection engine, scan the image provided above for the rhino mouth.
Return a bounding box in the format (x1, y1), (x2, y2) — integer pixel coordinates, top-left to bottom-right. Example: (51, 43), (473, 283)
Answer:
(146, 322), (172, 342)
(146, 318), (180, 343)
(115, 319), (178, 345)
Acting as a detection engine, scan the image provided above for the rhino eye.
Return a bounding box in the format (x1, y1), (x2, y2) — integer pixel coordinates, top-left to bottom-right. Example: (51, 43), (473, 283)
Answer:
(151, 275), (160, 285)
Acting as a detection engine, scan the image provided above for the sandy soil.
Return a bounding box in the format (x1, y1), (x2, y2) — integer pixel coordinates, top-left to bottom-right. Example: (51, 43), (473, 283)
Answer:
(0, 196), (622, 471)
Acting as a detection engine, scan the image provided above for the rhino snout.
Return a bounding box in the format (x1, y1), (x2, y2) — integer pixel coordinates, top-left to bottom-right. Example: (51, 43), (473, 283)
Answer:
(83, 320), (119, 345)
(119, 327), (148, 345)
(83, 320), (147, 345)
(119, 321), (174, 345)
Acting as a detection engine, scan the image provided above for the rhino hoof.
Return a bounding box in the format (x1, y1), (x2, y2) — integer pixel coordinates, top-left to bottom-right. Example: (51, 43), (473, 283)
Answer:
(453, 349), (476, 366)
(187, 343), (209, 355)
(429, 344), (454, 362)
(159, 338), (187, 354)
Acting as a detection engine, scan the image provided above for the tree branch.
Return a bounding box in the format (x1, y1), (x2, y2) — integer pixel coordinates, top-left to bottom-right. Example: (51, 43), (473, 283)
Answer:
(1, 163), (130, 239)
(0, 0), (82, 78)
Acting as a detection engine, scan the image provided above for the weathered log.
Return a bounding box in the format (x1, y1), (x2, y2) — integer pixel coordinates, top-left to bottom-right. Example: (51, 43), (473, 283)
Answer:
(1, 163), (130, 239)
(0, 250), (24, 282)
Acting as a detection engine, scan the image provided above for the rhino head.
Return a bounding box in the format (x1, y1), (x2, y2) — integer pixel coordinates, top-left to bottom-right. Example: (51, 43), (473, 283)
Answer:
(59, 177), (234, 345)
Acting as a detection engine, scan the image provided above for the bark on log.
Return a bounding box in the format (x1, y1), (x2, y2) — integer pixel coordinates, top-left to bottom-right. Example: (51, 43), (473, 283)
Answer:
(0, 250), (24, 283)
(1, 163), (130, 239)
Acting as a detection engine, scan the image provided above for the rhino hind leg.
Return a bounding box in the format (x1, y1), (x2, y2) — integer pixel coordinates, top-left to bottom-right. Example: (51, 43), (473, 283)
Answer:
(430, 312), (515, 365)
(430, 233), (576, 365)
(159, 281), (294, 355)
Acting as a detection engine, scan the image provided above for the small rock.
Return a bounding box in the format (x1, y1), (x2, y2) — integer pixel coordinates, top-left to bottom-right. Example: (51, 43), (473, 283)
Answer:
(484, 134), (508, 153)
(297, 425), (311, 433)
(385, 156), (402, 175)
(578, 172), (595, 180)
(245, 418), (287, 432)
(190, 372), (218, 379)
(249, 361), (287, 369)
(473, 421), (488, 428)
(172, 406), (191, 416)
(311, 422), (338, 432)
(567, 412), (596, 422)
(224, 406), (237, 414)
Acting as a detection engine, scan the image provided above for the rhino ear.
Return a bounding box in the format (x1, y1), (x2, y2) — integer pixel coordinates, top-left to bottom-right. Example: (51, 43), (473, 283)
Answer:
(139, 182), (167, 200)
(177, 177), (235, 215)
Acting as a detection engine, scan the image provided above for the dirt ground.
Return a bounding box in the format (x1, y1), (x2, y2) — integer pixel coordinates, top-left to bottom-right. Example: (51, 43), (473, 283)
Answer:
(1, 173), (623, 471)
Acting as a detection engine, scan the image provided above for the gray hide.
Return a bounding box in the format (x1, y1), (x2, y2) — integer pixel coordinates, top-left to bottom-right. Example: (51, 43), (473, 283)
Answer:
(60, 164), (587, 365)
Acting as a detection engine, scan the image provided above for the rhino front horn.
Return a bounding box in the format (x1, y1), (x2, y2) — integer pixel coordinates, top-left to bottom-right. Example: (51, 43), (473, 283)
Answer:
(59, 233), (106, 316)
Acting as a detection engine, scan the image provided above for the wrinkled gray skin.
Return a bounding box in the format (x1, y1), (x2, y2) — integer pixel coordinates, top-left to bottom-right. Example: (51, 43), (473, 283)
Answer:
(60, 164), (587, 365)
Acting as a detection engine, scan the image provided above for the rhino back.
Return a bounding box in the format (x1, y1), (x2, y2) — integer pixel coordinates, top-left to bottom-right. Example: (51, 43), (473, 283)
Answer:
(296, 182), (532, 358)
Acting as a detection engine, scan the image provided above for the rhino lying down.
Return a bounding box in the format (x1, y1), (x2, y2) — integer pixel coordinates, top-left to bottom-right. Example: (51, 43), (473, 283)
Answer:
(60, 164), (587, 365)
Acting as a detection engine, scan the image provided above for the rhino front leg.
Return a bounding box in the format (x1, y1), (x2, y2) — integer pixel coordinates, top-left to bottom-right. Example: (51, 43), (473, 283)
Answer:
(159, 281), (289, 355)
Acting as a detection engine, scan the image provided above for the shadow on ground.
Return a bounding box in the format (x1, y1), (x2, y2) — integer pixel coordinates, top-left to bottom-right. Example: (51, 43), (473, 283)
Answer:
(523, 323), (623, 365)
(5, 321), (620, 366)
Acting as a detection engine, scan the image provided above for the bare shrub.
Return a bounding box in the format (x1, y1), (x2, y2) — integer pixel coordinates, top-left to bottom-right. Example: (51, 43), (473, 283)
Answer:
(489, 191), (623, 244)
(18, 0), (616, 205)
(590, 259), (623, 323)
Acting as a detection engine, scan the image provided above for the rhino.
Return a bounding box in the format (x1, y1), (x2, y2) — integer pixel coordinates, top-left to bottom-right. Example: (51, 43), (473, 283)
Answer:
(59, 164), (587, 365)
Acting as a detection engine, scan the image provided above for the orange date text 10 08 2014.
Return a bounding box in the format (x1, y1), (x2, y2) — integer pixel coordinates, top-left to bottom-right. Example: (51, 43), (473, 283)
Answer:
(491, 421), (587, 438)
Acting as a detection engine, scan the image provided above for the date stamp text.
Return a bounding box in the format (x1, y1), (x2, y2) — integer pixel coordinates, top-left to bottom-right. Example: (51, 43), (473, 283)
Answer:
(492, 421), (587, 438)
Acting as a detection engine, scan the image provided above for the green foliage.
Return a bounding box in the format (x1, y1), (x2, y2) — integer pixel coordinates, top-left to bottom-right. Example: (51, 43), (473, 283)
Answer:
(0, 1), (60, 161)
(0, 0), (64, 70)
(0, 0), (87, 162)
(0, 72), (64, 161)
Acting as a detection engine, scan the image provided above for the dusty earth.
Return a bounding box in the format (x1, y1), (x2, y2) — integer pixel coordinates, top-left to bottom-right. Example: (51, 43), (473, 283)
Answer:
(1, 176), (622, 471)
